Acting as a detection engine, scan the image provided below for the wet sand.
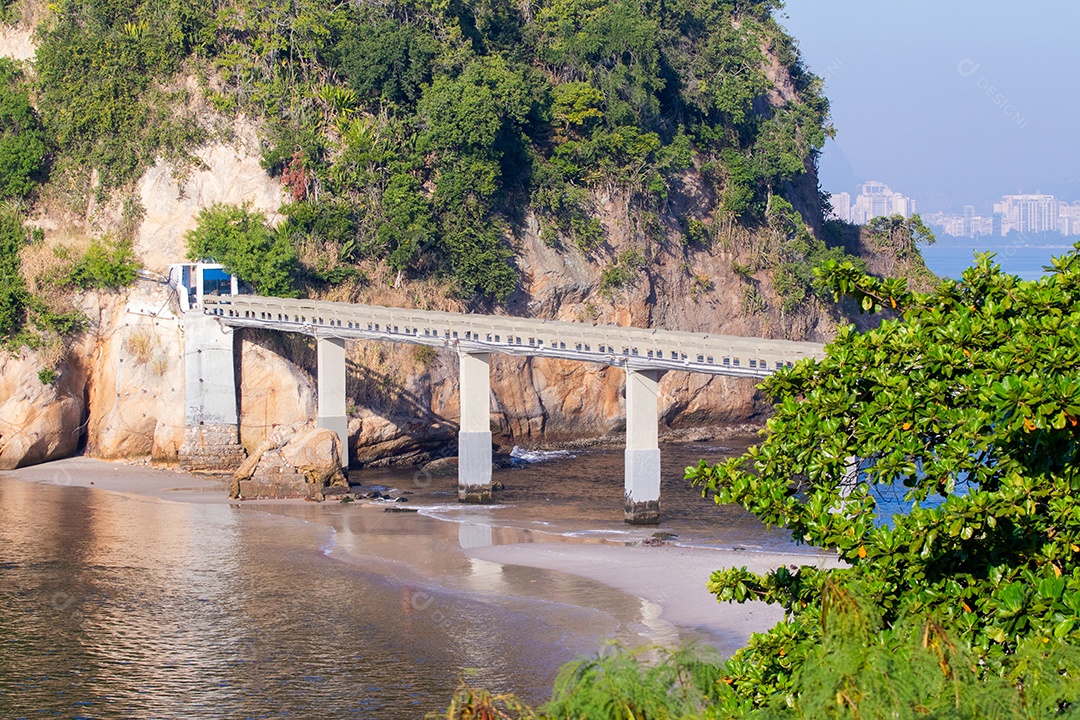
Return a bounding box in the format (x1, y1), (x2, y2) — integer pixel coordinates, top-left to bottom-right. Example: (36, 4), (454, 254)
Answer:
(5, 456), (837, 656)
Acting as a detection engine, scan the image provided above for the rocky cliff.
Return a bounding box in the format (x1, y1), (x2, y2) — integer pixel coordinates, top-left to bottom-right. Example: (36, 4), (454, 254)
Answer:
(0, 3), (932, 471)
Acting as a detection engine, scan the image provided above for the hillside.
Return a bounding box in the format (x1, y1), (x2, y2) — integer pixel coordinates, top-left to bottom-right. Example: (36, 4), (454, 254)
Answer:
(0, 0), (934, 468)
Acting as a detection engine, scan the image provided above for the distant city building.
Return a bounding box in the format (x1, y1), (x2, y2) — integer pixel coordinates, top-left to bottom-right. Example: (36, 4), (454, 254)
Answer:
(994, 194), (1059, 235)
(1058, 202), (1080, 237)
(928, 194), (1075, 239)
(830, 192), (852, 223)
(828, 182), (917, 224)
(972, 216), (995, 236)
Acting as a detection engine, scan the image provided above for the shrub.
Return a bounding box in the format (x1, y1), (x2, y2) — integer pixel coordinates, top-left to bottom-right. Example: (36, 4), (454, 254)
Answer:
(0, 208), (27, 336)
(186, 203), (298, 297)
(66, 237), (139, 289)
(0, 58), (48, 199)
(599, 248), (646, 294)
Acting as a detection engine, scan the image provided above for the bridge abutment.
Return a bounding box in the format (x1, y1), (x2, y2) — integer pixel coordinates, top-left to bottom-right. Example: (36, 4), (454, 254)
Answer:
(316, 336), (349, 469)
(179, 314), (246, 473)
(624, 368), (665, 525)
(458, 351), (492, 503)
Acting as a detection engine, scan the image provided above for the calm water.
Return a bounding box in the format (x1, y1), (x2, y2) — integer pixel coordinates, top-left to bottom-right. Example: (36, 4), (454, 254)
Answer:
(0, 439), (789, 719)
(921, 241), (1070, 281)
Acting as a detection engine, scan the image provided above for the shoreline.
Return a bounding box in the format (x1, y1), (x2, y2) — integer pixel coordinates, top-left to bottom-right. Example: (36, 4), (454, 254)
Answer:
(2, 455), (836, 657)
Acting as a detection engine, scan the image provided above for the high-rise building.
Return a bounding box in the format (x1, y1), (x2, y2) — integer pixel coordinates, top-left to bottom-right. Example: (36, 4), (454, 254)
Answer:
(1060, 202), (1080, 237)
(829, 192), (852, 223)
(848, 181), (917, 224)
(925, 206), (994, 239)
(963, 205), (976, 237)
(972, 217), (995, 237)
(994, 194), (1059, 235)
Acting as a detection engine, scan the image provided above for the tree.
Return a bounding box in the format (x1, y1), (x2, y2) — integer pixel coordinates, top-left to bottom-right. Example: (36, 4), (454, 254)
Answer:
(0, 208), (27, 336)
(865, 213), (936, 259)
(185, 204), (298, 297)
(687, 249), (1080, 711)
(0, 58), (47, 199)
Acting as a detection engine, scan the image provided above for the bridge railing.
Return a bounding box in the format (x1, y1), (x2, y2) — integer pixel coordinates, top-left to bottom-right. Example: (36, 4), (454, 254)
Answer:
(204, 296), (825, 377)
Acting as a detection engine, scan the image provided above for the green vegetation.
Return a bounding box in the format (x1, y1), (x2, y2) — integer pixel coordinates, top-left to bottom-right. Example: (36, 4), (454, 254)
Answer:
(437, 248), (1080, 718)
(63, 237), (139, 290)
(25, 0), (832, 301)
(599, 247), (645, 294)
(35, 0), (205, 192)
(186, 203), (298, 297)
(865, 213), (936, 260)
(0, 208), (27, 336)
(686, 248), (1080, 713)
(0, 208), (137, 347)
(764, 197), (862, 313)
(0, 58), (47, 199)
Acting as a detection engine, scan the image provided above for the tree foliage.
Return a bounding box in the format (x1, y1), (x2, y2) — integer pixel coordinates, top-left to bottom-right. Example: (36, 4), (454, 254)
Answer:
(30, 0), (833, 300)
(0, 58), (47, 199)
(0, 208), (27, 335)
(687, 248), (1080, 711)
(35, 0), (206, 189)
(186, 204), (298, 297)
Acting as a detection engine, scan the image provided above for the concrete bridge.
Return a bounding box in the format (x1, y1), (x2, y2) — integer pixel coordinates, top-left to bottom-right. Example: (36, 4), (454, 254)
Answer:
(179, 289), (825, 523)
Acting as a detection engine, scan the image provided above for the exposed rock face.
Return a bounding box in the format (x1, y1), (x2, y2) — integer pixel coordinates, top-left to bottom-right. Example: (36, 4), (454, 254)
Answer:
(237, 331), (316, 454)
(82, 282), (186, 462)
(0, 348), (86, 470)
(135, 116), (286, 274)
(0, 22), (35, 61)
(0, 280), (188, 470)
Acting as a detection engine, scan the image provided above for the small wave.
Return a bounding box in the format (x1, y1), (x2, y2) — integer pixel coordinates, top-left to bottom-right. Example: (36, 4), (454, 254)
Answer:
(510, 446), (576, 464)
(564, 529), (639, 537)
(415, 504), (511, 522)
(320, 529), (338, 556)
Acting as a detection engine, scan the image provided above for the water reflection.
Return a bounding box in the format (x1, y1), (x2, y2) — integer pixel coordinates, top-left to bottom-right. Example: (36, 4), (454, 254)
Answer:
(0, 438), (801, 718)
(0, 476), (664, 718)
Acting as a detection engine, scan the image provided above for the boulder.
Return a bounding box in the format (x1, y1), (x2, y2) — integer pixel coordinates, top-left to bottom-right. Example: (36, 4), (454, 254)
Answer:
(0, 349), (87, 470)
(279, 425), (347, 487)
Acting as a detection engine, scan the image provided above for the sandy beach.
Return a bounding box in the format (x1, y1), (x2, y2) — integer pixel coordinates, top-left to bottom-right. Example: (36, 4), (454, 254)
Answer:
(4, 455), (837, 658)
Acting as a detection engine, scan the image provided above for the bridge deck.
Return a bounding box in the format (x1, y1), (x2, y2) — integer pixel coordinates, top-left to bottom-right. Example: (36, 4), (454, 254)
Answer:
(205, 296), (825, 378)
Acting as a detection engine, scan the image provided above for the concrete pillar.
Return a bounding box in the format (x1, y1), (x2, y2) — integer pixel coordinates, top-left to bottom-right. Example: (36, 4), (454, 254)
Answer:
(624, 368), (665, 525)
(316, 336), (349, 469)
(458, 351), (492, 503)
(179, 314), (246, 473)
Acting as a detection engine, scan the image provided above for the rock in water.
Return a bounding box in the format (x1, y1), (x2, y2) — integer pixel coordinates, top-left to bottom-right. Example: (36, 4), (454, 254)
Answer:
(279, 426), (347, 487)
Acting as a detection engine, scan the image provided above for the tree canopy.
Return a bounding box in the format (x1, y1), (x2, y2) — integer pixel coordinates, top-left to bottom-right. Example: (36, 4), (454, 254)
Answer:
(185, 204), (298, 297)
(687, 248), (1080, 711)
(0, 57), (46, 199)
(31, 0), (832, 301)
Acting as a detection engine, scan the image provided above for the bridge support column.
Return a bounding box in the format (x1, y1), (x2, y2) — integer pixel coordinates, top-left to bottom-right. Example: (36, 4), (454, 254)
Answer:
(458, 351), (492, 503)
(179, 314), (246, 473)
(625, 368), (665, 525)
(316, 336), (349, 469)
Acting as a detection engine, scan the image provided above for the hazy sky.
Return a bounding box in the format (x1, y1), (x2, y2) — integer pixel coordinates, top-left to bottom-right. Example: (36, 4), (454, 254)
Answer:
(778, 1), (1080, 213)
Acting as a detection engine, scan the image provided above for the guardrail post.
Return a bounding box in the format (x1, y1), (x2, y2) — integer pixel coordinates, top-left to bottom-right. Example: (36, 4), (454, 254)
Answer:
(625, 368), (665, 524)
(458, 351), (492, 503)
(317, 336), (349, 468)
